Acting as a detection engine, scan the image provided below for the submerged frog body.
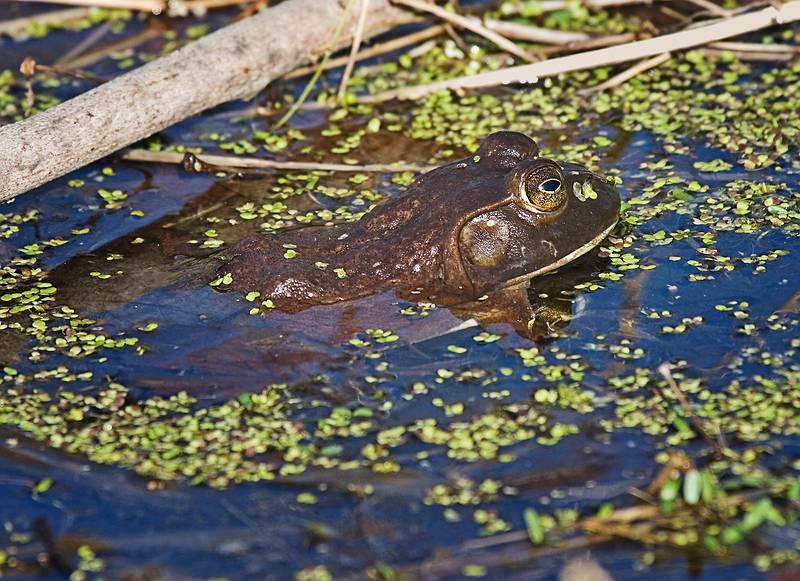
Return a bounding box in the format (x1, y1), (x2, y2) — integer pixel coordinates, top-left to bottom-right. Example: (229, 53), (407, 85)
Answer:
(219, 132), (620, 311)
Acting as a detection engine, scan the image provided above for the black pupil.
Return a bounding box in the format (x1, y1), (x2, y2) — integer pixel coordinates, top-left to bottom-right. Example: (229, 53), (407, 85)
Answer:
(540, 178), (561, 193)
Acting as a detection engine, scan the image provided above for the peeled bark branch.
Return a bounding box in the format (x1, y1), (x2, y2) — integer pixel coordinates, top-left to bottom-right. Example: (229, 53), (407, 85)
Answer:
(361, 1), (800, 103)
(0, 0), (414, 201)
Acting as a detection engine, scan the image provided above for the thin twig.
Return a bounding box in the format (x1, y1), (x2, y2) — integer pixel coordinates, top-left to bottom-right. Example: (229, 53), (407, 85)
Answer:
(538, 32), (637, 56)
(502, 0), (665, 13)
(20, 0), (256, 17)
(660, 4), (692, 23)
(657, 363), (727, 457)
(57, 22), (165, 70)
(484, 19), (590, 45)
(168, 0), (264, 16)
(358, 1), (800, 103)
(285, 24), (444, 79)
(710, 40), (800, 53)
(393, 0), (536, 62)
(21, 57), (106, 86)
(702, 48), (794, 61)
(337, 0), (372, 102)
(54, 20), (113, 67)
(443, 22), (470, 54)
(644, 450), (692, 495)
(275, 0), (358, 128)
(683, 1), (773, 28)
(23, 0), (165, 11)
(229, 0), (270, 23)
(579, 52), (670, 94)
(406, 37), (437, 58)
(0, 7), (91, 37)
(680, 0), (731, 17)
(122, 149), (436, 173)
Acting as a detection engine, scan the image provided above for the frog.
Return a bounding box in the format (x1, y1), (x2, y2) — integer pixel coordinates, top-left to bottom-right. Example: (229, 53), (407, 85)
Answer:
(217, 131), (620, 312)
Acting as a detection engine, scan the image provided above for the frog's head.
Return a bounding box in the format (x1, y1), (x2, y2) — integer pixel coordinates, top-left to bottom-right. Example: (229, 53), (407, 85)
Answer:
(433, 132), (620, 297)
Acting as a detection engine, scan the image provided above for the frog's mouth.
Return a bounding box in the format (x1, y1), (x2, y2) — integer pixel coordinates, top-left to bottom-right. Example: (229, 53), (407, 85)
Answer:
(500, 219), (618, 289)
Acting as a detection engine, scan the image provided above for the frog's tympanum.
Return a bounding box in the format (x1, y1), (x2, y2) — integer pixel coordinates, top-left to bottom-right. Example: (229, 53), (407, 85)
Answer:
(219, 132), (620, 312)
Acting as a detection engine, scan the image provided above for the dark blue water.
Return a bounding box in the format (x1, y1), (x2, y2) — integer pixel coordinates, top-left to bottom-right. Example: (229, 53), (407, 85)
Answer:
(1, 8), (798, 581)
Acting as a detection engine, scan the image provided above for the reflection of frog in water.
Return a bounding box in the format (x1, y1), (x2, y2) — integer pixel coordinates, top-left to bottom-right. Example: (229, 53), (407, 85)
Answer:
(219, 131), (621, 312)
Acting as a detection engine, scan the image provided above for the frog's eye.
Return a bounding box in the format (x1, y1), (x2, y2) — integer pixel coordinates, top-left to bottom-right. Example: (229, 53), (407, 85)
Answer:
(519, 165), (567, 213)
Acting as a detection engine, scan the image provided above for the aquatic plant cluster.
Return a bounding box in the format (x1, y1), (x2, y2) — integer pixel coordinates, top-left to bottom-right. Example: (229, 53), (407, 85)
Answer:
(0, 2), (799, 579)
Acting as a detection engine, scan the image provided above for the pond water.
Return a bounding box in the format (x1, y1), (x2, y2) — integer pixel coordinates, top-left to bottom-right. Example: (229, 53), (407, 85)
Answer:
(0, 5), (798, 580)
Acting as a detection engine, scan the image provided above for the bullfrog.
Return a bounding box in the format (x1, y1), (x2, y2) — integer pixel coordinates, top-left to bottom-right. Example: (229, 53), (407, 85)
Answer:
(218, 131), (620, 311)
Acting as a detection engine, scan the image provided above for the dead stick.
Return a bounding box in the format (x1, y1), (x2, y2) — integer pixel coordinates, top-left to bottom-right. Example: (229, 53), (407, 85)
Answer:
(23, 0), (165, 11)
(503, 0), (665, 11)
(21, 57), (106, 86)
(54, 20), (113, 67)
(229, 0), (270, 23)
(57, 23), (165, 70)
(393, 0), (535, 62)
(710, 40), (800, 52)
(484, 19), (590, 45)
(285, 24), (444, 79)
(702, 48), (794, 60)
(579, 52), (670, 94)
(0, 0), (417, 201)
(538, 32), (637, 56)
(359, 1), (800, 103)
(122, 149), (435, 173)
(176, 0), (263, 10)
(275, 0), (359, 128)
(337, 0), (372, 101)
(657, 363), (727, 456)
(680, 0), (731, 17)
(0, 7), (92, 37)
(24, 0), (164, 11)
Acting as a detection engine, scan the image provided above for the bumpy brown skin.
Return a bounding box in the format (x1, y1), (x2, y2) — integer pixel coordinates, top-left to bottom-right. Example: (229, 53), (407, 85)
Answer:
(219, 132), (620, 311)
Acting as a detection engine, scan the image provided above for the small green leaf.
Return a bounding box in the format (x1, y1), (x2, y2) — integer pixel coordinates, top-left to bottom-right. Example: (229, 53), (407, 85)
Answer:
(524, 508), (544, 544)
(683, 469), (701, 505)
(33, 478), (53, 495)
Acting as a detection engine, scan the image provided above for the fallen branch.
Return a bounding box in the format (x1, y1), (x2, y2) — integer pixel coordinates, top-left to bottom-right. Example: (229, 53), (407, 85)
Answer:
(359, 1), (800, 103)
(0, 0), (416, 201)
(122, 149), (436, 173)
(393, 0), (536, 62)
